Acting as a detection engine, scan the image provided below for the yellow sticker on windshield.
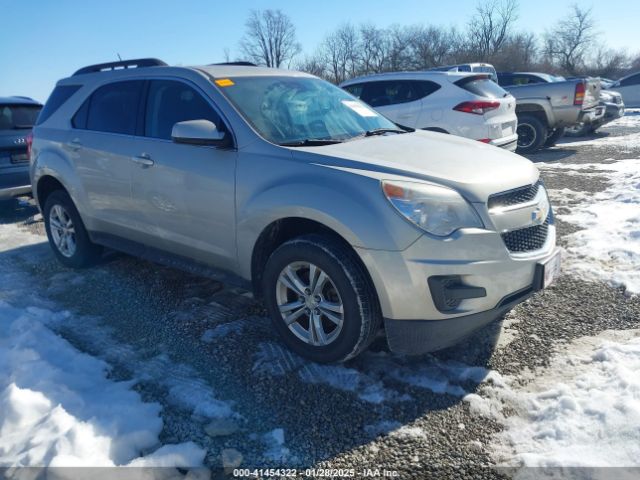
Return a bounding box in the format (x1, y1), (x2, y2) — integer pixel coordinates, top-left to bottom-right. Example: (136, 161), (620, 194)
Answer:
(215, 78), (234, 87)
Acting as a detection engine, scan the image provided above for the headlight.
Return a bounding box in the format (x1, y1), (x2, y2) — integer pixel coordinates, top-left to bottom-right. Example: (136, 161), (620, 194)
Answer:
(382, 180), (483, 236)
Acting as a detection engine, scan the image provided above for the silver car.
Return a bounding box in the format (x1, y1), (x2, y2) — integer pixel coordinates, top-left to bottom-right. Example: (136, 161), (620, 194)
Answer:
(31, 59), (560, 363)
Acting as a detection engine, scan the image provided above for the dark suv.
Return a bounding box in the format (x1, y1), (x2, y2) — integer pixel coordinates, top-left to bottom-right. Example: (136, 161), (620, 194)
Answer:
(0, 96), (42, 199)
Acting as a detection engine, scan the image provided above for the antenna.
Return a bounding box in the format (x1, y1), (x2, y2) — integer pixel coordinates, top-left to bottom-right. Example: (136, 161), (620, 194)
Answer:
(117, 53), (122, 61)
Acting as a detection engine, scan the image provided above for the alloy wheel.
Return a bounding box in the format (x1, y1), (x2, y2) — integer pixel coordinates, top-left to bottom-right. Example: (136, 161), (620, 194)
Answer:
(49, 204), (77, 258)
(275, 261), (344, 346)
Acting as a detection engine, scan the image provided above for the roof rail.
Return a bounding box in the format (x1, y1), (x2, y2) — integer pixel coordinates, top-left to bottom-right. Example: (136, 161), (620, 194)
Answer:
(72, 58), (167, 76)
(210, 61), (257, 67)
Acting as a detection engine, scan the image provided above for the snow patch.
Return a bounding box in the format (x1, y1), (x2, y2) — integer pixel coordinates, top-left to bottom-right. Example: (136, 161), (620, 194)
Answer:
(487, 330), (640, 468)
(0, 300), (204, 467)
(541, 159), (640, 294)
(601, 110), (640, 129)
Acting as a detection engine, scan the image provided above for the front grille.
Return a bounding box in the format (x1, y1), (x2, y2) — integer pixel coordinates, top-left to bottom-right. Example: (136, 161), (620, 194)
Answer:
(501, 216), (550, 253)
(488, 181), (541, 210)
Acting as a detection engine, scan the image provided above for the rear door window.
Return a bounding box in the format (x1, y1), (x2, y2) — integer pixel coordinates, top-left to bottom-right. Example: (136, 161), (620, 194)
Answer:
(359, 80), (441, 107)
(36, 85), (79, 125)
(143, 80), (223, 140)
(455, 76), (508, 99)
(79, 81), (144, 135)
(0, 104), (42, 130)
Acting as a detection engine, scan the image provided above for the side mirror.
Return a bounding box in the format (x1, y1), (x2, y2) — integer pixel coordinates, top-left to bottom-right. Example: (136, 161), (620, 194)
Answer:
(171, 119), (227, 146)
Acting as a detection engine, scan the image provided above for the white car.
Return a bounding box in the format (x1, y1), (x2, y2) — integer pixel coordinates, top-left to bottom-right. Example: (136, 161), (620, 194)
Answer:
(609, 72), (640, 108)
(341, 71), (518, 151)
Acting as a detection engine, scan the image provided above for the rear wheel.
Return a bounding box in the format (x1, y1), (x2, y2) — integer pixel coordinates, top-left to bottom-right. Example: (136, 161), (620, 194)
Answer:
(262, 234), (381, 363)
(43, 190), (102, 268)
(516, 115), (547, 154)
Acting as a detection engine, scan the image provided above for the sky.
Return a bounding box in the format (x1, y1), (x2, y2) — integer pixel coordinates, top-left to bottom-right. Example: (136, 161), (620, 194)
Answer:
(1, 0), (638, 103)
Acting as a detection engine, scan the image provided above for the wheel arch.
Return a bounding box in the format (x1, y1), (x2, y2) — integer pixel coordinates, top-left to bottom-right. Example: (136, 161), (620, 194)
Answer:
(250, 217), (373, 300)
(36, 175), (68, 210)
(515, 103), (551, 128)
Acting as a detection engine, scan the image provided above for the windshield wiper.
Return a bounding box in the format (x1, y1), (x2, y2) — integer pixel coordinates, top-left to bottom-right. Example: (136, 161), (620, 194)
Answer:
(364, 128), (407, 137)
(13, 124), (34, 129)
(279, 138), (343, 147)
(346, 127), (408, 142)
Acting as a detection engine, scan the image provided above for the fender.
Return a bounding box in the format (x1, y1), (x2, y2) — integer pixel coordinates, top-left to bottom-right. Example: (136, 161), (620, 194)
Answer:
(235, 170), (422, 280)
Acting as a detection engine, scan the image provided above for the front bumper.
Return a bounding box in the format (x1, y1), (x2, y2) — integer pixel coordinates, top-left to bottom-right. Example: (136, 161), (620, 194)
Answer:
(355, 223), (557, 354)
(384, 278), (538, 354)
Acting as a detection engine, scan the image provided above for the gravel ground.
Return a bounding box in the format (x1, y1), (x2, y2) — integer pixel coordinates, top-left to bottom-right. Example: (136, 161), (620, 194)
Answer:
(1, 118), (639, 479)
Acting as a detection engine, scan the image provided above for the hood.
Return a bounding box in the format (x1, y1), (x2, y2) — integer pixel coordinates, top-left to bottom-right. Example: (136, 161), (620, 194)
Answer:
(291, 130), (538, 203)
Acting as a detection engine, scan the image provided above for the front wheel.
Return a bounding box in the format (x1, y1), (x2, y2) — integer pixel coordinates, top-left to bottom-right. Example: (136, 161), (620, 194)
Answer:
(262, 234), (381, 363)
(516, 115), (547, 154)
(43, 190), (102, 268)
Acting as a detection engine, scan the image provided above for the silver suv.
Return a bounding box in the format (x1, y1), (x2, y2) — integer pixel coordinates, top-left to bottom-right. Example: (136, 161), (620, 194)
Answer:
(31, 58), (560, 363)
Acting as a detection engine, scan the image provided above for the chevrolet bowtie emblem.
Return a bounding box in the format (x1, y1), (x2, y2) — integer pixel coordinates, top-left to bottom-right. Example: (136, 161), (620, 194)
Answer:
(531, 208), (545, 224)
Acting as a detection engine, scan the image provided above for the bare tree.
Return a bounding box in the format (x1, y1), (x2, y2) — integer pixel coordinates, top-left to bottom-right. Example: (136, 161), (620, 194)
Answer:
(467, 0), (519, 60)
(385, 24), (412, 72)
(321, 24), (360, 83)
(544, 5), (597, 75)
(295, 53), (328, 78)
(239, 9), (301, 68)
(408, 25), (460, 69)
(491, 31), (538, 71)
(359, 24), (388, 74)
(586, 46), (630, 78)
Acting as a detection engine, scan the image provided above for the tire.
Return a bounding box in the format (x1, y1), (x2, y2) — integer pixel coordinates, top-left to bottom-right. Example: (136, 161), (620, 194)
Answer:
(262, 234), (381, 363)
(544, 127), (565, 147)
(43, 190), (102, 268)
(516, 115), (547, 154)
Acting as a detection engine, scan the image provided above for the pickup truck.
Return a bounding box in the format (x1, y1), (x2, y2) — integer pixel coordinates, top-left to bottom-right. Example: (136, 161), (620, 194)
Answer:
(498, 74), (602, 153)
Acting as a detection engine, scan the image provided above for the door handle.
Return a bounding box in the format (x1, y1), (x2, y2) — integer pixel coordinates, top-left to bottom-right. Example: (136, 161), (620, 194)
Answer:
(68, 138), (83, 151)
(131, 153), (154, 167)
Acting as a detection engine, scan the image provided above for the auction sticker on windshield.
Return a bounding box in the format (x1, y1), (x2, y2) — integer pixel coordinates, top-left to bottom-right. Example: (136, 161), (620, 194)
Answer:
(341, 100), (378, 117)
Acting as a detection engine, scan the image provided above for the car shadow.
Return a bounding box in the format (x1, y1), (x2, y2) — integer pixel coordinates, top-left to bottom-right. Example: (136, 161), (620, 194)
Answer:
(0, 197), (39, 225)
(0, 227), (503, 471)
(523, 148), (578, 163)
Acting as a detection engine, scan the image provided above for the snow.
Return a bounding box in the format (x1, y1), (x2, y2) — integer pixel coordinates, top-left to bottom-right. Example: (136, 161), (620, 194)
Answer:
(541, 159), (640, 295)
(0, 301), (205, 467)
(487, 330), (640, 468)
(602, 110), (640, 129)
(0, 223), (206, 468)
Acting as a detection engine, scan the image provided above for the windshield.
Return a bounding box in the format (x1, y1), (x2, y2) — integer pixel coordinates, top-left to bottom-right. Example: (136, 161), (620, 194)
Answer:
(216, 76), (399, 145)
(0, 104), (41, 130)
